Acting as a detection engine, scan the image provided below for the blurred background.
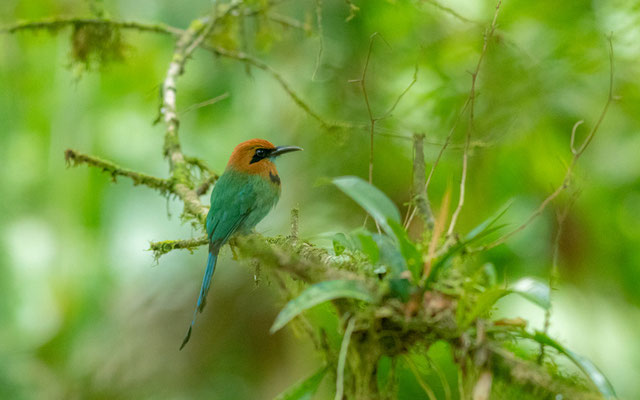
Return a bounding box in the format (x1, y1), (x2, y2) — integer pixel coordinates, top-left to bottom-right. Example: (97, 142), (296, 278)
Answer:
(1, 0), (639, 398)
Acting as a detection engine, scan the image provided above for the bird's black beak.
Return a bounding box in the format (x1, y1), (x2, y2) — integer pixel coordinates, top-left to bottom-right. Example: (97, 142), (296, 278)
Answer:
(270, 145), (303, 157)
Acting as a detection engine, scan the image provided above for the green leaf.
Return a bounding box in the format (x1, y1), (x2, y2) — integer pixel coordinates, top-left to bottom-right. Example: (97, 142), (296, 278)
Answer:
(388, 278), (411, 302)
(459, 278), (550, 330)
(528, 331), (617, 399)
(270, 280), (375, 333)
(459, 287), (506, 330)
(332, 232), (352, 256)
(353, 230), (380, 264)
(332, 176), (401, 235)
(465, 200), (512, 242)
(509, 277), (551, 310)
(425, 223), (508, 288)
(372, 234), (407, 277)
(388, 219), (423, 281)
(273, 367), (328, 400)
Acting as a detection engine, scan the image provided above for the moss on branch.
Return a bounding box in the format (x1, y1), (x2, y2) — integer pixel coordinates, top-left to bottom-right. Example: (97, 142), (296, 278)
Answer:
(149, 236), (208, 261)
(64, 149), (173, 194)
(0, 16), (183, 36)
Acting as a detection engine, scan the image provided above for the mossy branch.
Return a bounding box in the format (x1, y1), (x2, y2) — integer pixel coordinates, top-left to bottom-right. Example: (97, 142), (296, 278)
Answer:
(149, 236), (209, 261)
(0, 16), (183, 36)
(64, 149), (173, 194)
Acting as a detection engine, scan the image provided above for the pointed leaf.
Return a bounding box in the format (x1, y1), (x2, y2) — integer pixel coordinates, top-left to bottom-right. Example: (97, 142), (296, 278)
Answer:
(332, 176), (400, 234)
(273, 367), (328, 400)
(372, 234), (407, 277)
(509, 277), (551, 310)
(270, 280), (375, 333)
(459, 287), (507, 330)
(528, 331), (617, 399)
(388, 219), (423, 281)
(459, 278), (550, 330)
(353, 231), (380, 264)
(465, 200), (512, 242)
(332, 232), (353, 256)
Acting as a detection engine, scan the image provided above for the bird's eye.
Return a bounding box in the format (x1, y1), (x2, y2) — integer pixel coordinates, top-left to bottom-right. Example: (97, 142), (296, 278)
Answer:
(255, 148), (267, 158)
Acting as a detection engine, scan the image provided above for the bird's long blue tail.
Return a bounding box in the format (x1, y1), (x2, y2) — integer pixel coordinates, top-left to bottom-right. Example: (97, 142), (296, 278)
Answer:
(180, 252), (217, 350)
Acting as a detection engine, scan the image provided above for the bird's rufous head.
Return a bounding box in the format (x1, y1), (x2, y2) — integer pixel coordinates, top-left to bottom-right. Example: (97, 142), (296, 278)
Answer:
(226, 139), (302, 179)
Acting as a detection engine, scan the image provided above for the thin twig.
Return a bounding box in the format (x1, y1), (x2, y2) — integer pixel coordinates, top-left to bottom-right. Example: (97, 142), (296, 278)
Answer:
(420, 0), (480, 25)
(447, 0), (502, 236)
(312, 0), (324, 81)
(179, 92), (229, 114)
(344, 0), (360, 22)
(403, 77), (470, 229)
(480, 36), (615, 250)
(266, 12), (311, 32)
(207, 45), (334, 128)
(64, 149), (172, 194)
(538, 190), (579, 363)
(378, 63), (418, 121)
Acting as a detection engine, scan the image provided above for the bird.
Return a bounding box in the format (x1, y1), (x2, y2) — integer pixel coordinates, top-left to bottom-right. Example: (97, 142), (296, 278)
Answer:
(180, 138), (302, 349)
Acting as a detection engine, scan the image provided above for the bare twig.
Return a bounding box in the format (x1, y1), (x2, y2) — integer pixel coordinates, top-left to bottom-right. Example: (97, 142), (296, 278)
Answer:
(344, 0), (360, 22)
(447, 0), (502, 236)
(378, 63), (418, 121)
(64, 149), (172, 194)
(207, 45), (334, 128)
(481, 37), (615, 250)
(266, 12), (311, 32)
(355, 33), (385, 185)
(312, 0), (324, 81)
(179, 92), (229, 114)
(0, 16), (183, 36)
(349, 34), (417, 186)
(419, 0), (480, 25)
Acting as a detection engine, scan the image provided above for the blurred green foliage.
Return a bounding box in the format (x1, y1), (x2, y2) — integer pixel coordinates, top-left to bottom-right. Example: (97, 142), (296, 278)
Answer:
(1, 0), (639, 398)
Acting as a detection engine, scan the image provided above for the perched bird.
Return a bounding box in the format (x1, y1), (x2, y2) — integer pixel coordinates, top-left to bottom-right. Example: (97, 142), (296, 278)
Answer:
(180, 138), (302, 349)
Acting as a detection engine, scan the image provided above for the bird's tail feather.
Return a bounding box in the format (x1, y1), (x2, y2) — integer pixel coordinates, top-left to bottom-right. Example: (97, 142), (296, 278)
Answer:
(180, 252), (217, 350)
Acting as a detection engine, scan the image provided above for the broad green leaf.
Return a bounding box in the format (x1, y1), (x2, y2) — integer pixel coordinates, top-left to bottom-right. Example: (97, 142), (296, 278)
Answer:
(353, 230), (380, 264)
(528, 331), (617, 399)
(388, 219), (423, 281)
(509, 277), (551, 310)
(273, 367), (328, 400)
(270, 280), (375, 333)
(332, 176), (401, 235)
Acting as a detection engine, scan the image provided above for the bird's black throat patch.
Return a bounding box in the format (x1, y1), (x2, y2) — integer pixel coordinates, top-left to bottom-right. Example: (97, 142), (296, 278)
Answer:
(269, 172), (281, 185)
